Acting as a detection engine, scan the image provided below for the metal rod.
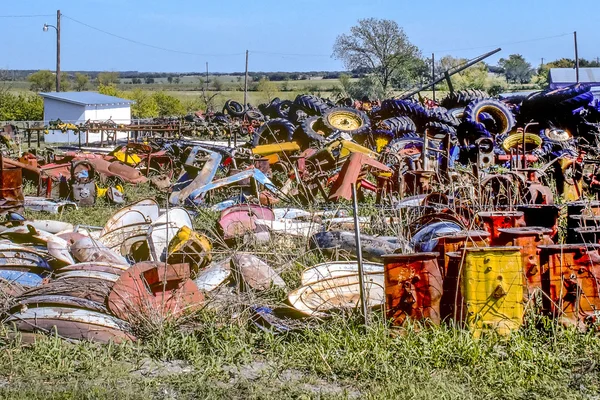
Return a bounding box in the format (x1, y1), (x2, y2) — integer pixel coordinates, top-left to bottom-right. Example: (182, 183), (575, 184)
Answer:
(351, 182), (369, 325)
(431, 53), (435, 101)
(574, 31), (580, 83)
(243, 50), (249, 111)
(401, 48), (501, 99)
(56, 10), (61, 92)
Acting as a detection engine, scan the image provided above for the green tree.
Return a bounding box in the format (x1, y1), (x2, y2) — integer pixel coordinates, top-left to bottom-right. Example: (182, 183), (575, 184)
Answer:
(0, 92), (43, 120)
(97, 84), (120, 97)
(128, 89), (158, 118)
(60, 74), (71, 91)
(332, 18), (422, 96)
(74, 73), (89, 91)
(28, 70), (55, 92)
(212, 77), (224, 91)
(436, 56), (488, 91)
(167, 76), (173, 84)
(152, 91), (184, 117)
(256, 77), (277, 101)
(498, 54), (534, 84)
(96, 72), (120, 86)
(173, 77), (181, 84)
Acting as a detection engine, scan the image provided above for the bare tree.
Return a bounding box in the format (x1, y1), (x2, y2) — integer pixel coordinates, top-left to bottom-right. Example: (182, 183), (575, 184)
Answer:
(333, 18), (421, 95)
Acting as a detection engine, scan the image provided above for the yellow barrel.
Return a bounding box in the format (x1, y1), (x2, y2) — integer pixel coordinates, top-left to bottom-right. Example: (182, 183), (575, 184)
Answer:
(462, 246), (524, 337)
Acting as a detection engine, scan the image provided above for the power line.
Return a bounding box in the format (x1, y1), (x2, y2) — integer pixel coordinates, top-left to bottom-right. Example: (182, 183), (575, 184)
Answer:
(427, 32), (572, 54)
(251, 50), (331, 58)
(62, 14), (244, 57)
(0, 14), (54, 18)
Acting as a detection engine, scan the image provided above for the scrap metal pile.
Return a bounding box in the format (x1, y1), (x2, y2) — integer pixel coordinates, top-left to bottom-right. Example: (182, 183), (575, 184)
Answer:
(2, 84), (600, 342)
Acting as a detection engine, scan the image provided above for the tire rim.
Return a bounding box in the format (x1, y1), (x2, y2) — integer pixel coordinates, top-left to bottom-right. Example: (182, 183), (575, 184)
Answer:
(326, 110), (364, 131)
(475, 106), (510, 134)
(546, 128), (572, 142)
(502, 133), (542, 152)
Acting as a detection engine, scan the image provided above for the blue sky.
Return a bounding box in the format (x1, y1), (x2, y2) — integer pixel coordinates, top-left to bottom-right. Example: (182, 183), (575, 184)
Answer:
(1, 0), (599, 73)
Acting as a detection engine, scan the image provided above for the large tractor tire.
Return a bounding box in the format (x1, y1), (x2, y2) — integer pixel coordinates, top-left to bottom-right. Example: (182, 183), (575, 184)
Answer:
(378, 116), (417, 137)
(464, 99), (515, 135)
(440, 89), (490, 109)
(251, 118), (296, 147)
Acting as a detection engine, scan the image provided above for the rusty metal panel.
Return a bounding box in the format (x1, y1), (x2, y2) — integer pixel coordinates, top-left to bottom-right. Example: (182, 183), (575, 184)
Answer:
(434, 230), (490, 278)
(517, 205), (560, 241)
(496, 227), (553, 297)
(477, 211), (524, 244)
(539, 244), (600, 330)
(382, 252), (443, 326)
(328, 152), (391, 201)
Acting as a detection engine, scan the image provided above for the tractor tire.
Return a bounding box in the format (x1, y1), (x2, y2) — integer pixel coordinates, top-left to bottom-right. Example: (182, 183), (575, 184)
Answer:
(464, 99), (515, 135)
(293, 95), (330, 116)
(456, 120), (491, 147)
(440, 89), (490, 109)
(336, 97), (354, 107)
(426, 109), (460, 127)
(223, 100), (244, 117)
(294, 116), (332, 149)
(379, 99), (430, 127)
(378, 116), (417, 137)
(244, 109), (265, 122)
(251, 118), (296, 147)
(322, 107), (371, 136)
(425, 121), (457, 137)
(274, 100), (293, 119)
(520, 84), (592, 121)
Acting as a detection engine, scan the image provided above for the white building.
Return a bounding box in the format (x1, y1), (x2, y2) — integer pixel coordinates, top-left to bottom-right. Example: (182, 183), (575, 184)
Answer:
(40, 92), (135, 144)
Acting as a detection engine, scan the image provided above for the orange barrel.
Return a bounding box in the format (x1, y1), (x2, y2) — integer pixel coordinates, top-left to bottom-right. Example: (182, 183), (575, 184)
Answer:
(477, 211), (524, 244)
(435, 230), (490, 278)
(538, 244), (600, 329)
(0, 166), (24, 214)
(461, 246), (524, 337)
(496, 226), (553, 297)
(516, 205), (560, 241)
(382, 252), (442, 326)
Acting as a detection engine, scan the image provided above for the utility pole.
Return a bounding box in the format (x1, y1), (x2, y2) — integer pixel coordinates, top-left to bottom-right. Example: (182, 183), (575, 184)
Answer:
(431, 53), (435, 101)
(243, 50), (249, 110)
(574, 31), (579, 83)
(205, 62), (209, 92)
(541, 57), (544, 67)
(43, 10), (61, 91)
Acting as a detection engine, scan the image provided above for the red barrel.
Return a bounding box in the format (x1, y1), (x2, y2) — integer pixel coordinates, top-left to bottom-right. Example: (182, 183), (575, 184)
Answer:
(477, 211), (524, 244)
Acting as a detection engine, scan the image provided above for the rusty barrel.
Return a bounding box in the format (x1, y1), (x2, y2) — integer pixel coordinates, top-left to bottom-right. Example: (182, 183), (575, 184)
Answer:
(567, 201), (600, 243)
(434, 230), (490, 278)
(573, 226), (600, 245)
(538, 244), (600, 329)
(461, 246), (524, 337)
(440, 251), (466, 322)
(0, 165), (24, 214)
(477, 211), (524, 244)
(496, 227), (553, 296)
(517, 205), (560, 241)
(382, 252), (442, 326)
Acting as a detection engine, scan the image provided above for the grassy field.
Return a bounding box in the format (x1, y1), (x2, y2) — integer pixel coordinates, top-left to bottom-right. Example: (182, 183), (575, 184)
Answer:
(1, 183), (596, 399)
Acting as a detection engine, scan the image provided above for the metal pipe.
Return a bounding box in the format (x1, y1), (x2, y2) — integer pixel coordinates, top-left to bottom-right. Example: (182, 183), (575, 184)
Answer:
(351, 182), (369, 325)
(401, 48), (501, 99)
(574, 31), (580, 83)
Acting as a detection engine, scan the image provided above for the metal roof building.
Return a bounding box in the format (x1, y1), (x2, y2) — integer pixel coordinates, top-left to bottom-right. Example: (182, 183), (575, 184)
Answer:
(40, 91), (134, 144)
(548, 68), (600, 100)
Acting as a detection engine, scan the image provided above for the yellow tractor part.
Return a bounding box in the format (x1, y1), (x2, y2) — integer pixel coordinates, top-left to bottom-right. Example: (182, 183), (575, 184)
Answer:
(461, 246), (524, 337)
(502, 132), (542, 152)
(559, 158), (582, 201)
(167, 225), (212, 275)
(96, 184), (124, 198)
(374, 136), (392, 153)
(252, 141), (301, 156)
(326, 109), (364, 131)
(324, 139), (378, 160)
(112, 150), (142, 166)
